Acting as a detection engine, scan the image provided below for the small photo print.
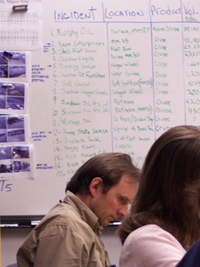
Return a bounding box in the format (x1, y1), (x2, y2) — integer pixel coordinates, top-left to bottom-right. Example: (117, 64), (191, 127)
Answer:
(0, 52), (26, 78)
(0, 129), (7, 143)
(0, 52), (8, 78)
(0, 96), (6, 109)
(7, 129), (25, 142)
(0, 144), (34, 180)
(0, 54), (8, 65)
(7, 115), (24, 129)
(7, 83), (25, 96)
(7, 96), (24, 110)
(0, 146), (12, 160)
(13, 160), (30, 172)
(0, 82), (27, 114)
(0, 65), (8, 78)
(0, 114), (28, 144)
(9, 65), (26, 78)
(0, 52), (30, 83)
(0, 84), (6, 95)
(12, 145), (29, 159)
(7, 115), (25, 142)
(9, 53), (26, 66)
(0, 116), (6, 129)
(0, 160), (12, 173)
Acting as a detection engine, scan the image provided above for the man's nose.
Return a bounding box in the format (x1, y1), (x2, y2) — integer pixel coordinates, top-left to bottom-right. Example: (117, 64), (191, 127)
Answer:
(118, 206), (128, 217)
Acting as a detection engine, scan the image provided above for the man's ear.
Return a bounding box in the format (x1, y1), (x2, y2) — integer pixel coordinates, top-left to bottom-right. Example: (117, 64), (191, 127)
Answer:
(89, 177), (103, 197)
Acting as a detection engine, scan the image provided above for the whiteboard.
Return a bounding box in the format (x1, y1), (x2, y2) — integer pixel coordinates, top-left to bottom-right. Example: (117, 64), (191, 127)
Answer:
(1, 0), (200, 216)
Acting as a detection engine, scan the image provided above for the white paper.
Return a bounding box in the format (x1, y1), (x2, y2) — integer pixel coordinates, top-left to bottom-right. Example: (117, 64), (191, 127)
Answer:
(0, 82), (29, 114)
(0, 51), (31, 82)
(0, 114), (29, 144)
(0, 0), (43, 50)
(0, 144), (35, 180)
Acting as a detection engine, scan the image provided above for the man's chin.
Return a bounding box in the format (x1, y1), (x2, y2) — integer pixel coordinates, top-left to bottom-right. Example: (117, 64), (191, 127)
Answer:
(102, 222), (109, 227)
(99, 220), (110, 227)
(99, 217), (116, 226)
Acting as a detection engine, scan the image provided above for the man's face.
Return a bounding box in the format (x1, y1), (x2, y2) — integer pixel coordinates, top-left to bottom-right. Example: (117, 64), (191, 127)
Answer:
(91, 174), (138, 226)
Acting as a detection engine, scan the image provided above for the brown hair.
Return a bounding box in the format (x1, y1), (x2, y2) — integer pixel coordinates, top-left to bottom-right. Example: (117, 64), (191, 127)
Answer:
(117, 125), (200, 249)
(66, 152), (140, 195)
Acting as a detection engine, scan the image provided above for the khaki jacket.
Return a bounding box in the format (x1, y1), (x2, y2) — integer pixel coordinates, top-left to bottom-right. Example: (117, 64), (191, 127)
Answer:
(17, 191), (111, 267)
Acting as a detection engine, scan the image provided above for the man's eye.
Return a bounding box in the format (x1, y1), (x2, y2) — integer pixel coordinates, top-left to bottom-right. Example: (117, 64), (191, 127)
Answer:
(119, 198), (127, 204)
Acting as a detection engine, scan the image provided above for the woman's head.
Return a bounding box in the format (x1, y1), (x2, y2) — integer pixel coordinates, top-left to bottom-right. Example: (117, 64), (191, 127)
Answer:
(118, 125), (200, 248)
(135, 125), (200, 215)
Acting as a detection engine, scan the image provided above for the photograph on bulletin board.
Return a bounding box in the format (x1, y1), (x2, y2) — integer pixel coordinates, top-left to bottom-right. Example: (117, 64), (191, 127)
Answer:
(0, 114), (29, 144)
(0, 144), (35, 180)
(0, 52), (31, 83)
(0, 82), (29, 114)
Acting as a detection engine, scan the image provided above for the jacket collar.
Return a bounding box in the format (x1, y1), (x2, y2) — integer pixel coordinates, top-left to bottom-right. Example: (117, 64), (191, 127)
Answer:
(64, 191), (103, 234)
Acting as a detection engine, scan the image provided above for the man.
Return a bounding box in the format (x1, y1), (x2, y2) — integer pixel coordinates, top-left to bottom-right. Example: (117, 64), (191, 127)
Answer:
(17, 153), (140, 267)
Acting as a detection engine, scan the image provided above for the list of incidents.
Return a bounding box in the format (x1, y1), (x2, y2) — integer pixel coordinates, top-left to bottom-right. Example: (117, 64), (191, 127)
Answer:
(31, 0), (200, 179)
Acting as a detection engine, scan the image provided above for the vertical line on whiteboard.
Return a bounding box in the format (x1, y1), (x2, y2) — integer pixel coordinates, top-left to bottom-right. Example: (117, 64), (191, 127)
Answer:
(180, 0), (187, 124)
(149, 0), (157, 141)
(106, 22), (114, 151)
(101, 2), (105, 22)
